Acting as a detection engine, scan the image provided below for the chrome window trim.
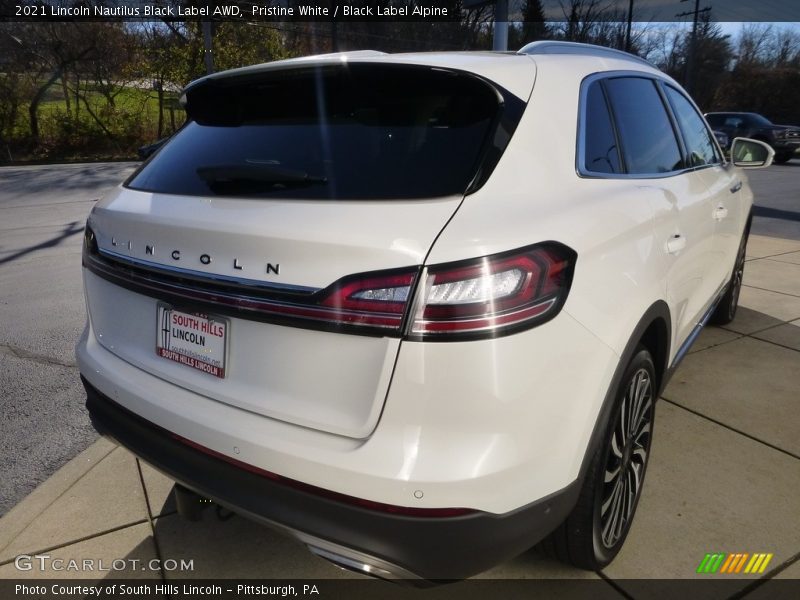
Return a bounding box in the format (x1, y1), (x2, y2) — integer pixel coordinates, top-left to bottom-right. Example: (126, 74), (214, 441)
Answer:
(576, 71), (724, 180)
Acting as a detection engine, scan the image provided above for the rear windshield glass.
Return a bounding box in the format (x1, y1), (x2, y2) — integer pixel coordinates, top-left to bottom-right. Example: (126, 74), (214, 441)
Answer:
(127, 64), (509, 199)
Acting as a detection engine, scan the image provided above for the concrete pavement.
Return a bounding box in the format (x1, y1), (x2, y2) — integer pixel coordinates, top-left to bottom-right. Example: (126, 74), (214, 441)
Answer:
(0, 163), (138, 514)
(0, 233), (798, 594)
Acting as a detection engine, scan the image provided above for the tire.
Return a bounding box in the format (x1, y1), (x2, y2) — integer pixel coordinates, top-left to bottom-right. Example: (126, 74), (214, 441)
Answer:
(773, 152), (794, 164)
(709, 225), (749, 326)
(540, 347), (656, 570)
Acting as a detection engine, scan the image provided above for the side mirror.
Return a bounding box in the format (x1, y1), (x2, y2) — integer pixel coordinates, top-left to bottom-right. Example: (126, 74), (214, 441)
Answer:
(730, 137), (774, 168)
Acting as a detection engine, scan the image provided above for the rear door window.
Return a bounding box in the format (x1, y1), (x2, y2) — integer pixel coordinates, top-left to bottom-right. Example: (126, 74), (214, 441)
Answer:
(603, 77), (683, 175)
(127, 64), (520, 200)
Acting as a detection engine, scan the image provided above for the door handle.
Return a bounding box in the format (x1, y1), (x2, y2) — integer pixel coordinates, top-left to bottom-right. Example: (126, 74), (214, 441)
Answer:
(713, 206), (729, 221)
(730, 181), (742, 193)
(666, 234), (687, 255)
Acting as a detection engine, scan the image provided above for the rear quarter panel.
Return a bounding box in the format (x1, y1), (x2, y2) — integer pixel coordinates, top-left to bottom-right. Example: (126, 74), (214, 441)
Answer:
(427, 56), (669, 358)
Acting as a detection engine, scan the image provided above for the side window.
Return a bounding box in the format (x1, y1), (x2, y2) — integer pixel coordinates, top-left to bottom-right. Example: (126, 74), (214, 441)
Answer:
(603, 77), (683, 174)
(664, 85), (721, 167)
(583, 81), (622, 174)
(705, 114), (723, 128)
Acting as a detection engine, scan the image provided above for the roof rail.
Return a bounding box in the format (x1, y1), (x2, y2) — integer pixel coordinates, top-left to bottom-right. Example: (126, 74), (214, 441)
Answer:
(518, 41), (655, 68)
(291, 50), (388, 61)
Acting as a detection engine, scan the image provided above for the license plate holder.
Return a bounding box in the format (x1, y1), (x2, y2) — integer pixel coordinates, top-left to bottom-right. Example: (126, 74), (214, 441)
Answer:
(156, 304), (228, 378)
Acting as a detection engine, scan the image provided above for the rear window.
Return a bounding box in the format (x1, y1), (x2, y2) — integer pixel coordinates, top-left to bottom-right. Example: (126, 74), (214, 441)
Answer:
(127, 64), (518, 200)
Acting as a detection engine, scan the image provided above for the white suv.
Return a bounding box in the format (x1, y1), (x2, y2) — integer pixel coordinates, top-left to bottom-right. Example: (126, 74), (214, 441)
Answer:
(77, 42), (772, 581)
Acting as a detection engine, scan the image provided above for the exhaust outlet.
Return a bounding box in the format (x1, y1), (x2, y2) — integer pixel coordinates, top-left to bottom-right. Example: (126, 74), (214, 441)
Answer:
(173, 483), (206, 521)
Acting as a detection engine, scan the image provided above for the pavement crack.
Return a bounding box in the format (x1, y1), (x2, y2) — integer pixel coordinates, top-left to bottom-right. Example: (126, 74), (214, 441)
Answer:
(685, 334), (745, 357)
(746, 248), (800, 261)
(727, 550), (800, 599)
(741, 283), (800, 300)
(661, 397), (800, 461)
(0, 442), (116, 557)
(0, 520), (149, 568)
(0, 344), (77, 368)
(135, 458), (167, 583)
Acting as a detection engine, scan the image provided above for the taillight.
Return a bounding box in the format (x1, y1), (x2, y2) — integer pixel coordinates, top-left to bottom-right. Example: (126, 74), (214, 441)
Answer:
(85, 223), (573, 339)
(408, 243), (575, 340)
(319, 270), (417, 330)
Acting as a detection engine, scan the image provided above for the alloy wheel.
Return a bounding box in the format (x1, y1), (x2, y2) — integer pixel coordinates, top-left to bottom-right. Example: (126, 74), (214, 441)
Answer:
(599, 367), (653, 549)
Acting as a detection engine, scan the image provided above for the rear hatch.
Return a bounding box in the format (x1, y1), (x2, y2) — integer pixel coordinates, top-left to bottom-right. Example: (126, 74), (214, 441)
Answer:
(82, 59), (529, 438)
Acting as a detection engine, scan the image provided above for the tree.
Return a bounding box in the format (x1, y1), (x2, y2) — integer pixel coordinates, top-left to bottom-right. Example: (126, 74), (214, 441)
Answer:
(660, 14), (732, 110)
(509, 0), (550, 49)
(733, 23), (800, 69)
(521, 0), (549, 44)
(547, 0), (654, 56)
(714, 25), (800, 124)
(14, 22), (104, 143)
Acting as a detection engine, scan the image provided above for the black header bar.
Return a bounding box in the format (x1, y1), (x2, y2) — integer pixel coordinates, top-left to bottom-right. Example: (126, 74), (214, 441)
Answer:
(2, 0), (800, 23)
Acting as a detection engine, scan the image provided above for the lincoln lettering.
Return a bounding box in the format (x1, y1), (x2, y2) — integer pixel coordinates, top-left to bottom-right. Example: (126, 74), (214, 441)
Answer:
(165, 248), (280, 274)
(107, 238), (281, 275)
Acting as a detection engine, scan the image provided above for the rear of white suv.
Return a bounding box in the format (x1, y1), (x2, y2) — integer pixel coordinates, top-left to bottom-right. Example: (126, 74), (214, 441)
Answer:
(77, 44), (764, 580)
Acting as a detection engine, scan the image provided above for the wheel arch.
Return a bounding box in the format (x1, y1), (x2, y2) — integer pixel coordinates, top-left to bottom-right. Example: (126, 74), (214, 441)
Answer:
(542, 301), (671, 568)
(577, 300), (671, 482)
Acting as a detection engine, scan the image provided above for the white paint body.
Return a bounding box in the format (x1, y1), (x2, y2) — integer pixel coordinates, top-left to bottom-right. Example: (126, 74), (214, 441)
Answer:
(77, 50), (752, 516)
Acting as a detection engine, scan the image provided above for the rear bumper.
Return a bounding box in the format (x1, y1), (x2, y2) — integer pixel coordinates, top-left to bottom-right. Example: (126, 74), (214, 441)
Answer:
(83, 376), (579, 580)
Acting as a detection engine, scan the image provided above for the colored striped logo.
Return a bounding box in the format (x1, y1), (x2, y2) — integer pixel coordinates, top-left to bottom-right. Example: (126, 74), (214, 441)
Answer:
(697, 553), (774, 574)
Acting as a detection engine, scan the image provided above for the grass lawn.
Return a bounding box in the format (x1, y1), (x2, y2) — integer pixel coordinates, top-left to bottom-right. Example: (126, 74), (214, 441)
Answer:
(7, 80), (184, 159)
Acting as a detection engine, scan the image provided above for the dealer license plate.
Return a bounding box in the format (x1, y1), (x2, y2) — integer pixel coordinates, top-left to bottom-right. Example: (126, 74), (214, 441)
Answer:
(156, 305), (228, 378)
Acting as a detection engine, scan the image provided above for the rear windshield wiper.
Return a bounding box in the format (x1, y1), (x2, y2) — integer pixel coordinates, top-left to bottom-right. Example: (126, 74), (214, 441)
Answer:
(196, 164), (328, 192)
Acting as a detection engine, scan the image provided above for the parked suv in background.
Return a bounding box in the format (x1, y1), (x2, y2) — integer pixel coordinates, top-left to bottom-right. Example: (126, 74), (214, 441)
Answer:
(77, 42), (772, 581)
(705, 111), (800, 163)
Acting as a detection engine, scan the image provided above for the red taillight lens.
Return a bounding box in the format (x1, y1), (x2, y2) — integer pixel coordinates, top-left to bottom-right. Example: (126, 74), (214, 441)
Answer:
(319, 271), (417, 329)
(409, 244), (575, 339)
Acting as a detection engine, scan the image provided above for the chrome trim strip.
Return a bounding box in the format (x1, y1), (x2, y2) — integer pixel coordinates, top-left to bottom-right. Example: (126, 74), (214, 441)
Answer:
(84, 248), (408, 336)
(98, 248), (318, 294)
(669, 284), (728, 371)
(86, 255), (402, 330)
